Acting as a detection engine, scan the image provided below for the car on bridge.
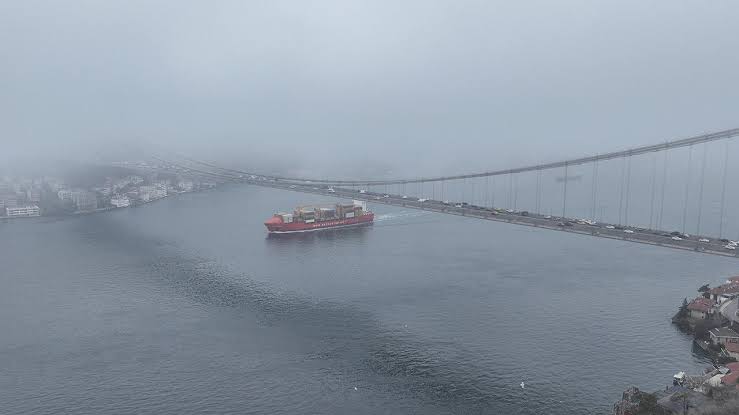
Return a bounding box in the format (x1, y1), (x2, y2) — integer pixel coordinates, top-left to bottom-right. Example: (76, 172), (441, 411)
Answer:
(624, 229), (634, 234)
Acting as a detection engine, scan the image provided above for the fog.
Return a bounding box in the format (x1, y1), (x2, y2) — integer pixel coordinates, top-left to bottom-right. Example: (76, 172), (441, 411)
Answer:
(1, 0), (738, 177)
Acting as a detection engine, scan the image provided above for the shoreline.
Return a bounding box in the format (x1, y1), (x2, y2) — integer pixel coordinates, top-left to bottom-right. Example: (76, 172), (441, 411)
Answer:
(614, 281), (739, 414)
(0, 186), (222, 222)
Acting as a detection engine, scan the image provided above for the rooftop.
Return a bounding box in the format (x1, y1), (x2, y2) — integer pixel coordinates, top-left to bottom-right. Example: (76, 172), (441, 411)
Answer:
(709, 327), (739, 338)
(687, 297), (715, 313)
(710, 283), (739, 296)
(725, 342), (739, 354)
(721, 370), (739, 386)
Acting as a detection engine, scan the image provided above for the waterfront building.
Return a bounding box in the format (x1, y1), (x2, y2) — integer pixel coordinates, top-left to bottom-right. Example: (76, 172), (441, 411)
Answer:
(57, 190), (72, 201)
(110, 195), (130, 208)
(687, 297), (715, 320)
(6, 205), (40, 218)
(709, 283), (739, 303)
(93, 185), (112, 197)
(708, 327), (739, 346)
(71, 191), (98, 211)
(138, 185), (166, 201)
(0, 193), (18, 209)
(178, 180), (194, 192)
(725, 343), (739, 361)
(26, 188), (41, 203)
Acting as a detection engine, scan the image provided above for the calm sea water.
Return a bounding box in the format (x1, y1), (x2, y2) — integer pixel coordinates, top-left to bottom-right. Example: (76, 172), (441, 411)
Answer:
(2, 185), (738, 414)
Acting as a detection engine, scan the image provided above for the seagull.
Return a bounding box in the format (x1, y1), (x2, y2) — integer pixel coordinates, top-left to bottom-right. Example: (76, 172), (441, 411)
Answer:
(520, 382), (525, 389)
(354, 386), (358, 391)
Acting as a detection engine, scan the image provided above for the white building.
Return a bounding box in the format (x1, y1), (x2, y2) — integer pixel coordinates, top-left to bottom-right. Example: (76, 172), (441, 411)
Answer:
(178, 180), (194, 192)
(110, 195), (131, 208)
(6, 205), (40, 217)
(138, 186), (166, 202)
(57, 190), (72, 201)
(0, 194), (18, 209)
(70, 191), (98, 211)
(26, 188), (41, 203)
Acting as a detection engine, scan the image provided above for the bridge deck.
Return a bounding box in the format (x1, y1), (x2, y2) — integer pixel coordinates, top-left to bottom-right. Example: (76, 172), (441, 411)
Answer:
(249, 180), (739, 259)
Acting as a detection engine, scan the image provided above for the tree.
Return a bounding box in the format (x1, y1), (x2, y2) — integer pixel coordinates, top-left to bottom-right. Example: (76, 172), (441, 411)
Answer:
(678, 298), (689, 318)
(694, 319), (713, 340)
(637, 392), (657, 414)
(699, 284), (710, 293)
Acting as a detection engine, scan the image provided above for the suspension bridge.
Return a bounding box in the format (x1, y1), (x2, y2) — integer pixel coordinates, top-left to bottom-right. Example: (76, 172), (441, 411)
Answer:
(117, 127), (739, 257)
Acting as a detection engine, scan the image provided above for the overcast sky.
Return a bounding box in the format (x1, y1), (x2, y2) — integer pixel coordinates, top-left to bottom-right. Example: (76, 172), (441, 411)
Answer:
(1, 0), (737, 176)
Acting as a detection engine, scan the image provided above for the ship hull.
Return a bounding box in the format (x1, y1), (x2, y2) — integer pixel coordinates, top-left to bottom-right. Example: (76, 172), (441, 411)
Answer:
(265, 213), (374, 233)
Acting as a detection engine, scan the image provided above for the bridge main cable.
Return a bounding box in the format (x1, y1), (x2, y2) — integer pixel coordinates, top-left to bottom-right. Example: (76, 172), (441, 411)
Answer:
(179, 128), (739, 186)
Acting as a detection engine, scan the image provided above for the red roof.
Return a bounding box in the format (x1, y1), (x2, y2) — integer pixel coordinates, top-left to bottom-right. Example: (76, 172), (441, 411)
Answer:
(725, 342), (739, 353)
(728, 276), (739, 284)
(722, 370), (739, 385)
(726, 362), (739, 372)
(687, 297), (714, 313)
(710, 283), (739, 296)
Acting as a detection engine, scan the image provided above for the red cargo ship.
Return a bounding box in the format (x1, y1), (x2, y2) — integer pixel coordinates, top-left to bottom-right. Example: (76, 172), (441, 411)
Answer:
(264, 200), (374, 233)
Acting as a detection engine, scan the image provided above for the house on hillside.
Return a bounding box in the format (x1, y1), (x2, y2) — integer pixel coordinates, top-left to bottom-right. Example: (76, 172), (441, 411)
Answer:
(687, 297), (716, 320)
(709, 283), (739, 303)
(709, 327), (739, 346)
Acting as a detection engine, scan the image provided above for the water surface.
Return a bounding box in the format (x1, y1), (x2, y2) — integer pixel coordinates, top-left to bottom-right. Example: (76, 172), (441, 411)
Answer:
(1, 185), (736, 414)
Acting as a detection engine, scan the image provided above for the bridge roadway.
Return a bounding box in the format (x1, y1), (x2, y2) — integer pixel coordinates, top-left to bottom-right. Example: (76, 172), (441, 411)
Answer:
(124, 162), (739, 258)
(246, 179), (739, 258)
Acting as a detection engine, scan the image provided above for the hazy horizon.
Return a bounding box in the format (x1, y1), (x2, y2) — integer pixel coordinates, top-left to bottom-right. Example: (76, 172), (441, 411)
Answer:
(2, 1), (738, 178)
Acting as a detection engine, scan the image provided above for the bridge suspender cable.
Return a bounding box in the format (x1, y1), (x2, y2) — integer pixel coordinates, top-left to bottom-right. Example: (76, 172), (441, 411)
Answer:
(696, 143), (708, 236)
(535, 170), (541, 215)
(618, 156), (626, 226)
(624, 155), (632, 227)
(658, 149), (669, 231)
(648, 152), (657, 230)
(719, 141), (730, 238)
(682, 146), (694, 234)
(562, 163), (568, 218)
